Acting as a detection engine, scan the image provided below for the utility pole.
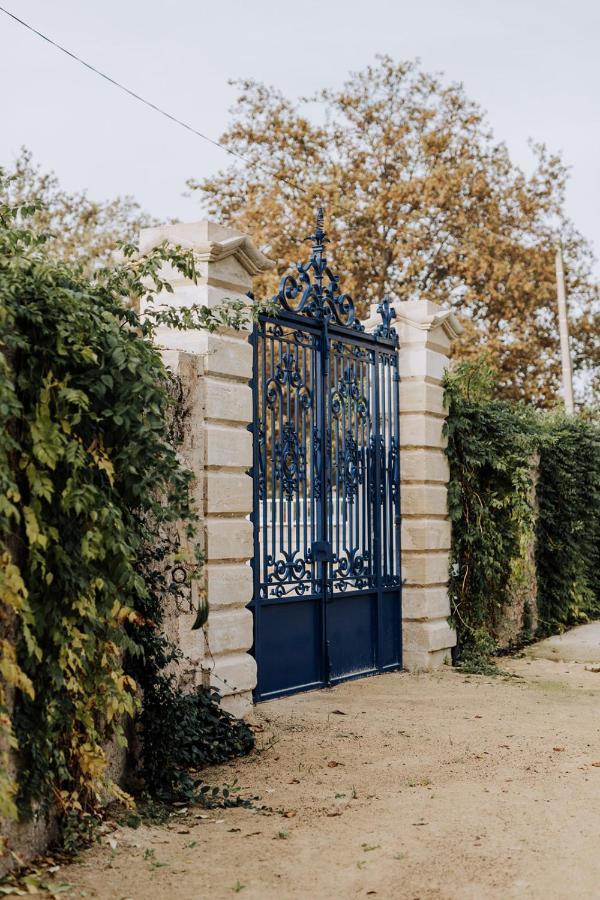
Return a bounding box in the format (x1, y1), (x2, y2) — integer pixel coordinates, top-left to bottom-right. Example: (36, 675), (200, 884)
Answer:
(555, 243), (575, 414)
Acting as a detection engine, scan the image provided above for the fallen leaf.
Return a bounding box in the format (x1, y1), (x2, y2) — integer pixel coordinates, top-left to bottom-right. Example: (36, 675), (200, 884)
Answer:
(553, 747), (565, 752)
(288, 778), (300, 784)
(283, 810), (297, 818)
(328, 760), (344, 768)
(331, 709), (347, 715)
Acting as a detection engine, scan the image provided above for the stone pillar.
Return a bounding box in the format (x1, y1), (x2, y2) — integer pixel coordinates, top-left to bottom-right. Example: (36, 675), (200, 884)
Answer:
(139, 220), (274, 717)
(366, 299), (463, 670)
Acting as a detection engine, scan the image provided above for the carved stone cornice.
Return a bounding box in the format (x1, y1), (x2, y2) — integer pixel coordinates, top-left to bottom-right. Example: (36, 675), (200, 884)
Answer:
(365, 300), (463, 341)
(139, 220), (274, 276)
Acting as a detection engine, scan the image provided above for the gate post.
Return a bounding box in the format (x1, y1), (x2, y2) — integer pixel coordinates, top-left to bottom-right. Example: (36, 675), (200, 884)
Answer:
(366, 299), (462, 670)
(139, 220), (274, 716)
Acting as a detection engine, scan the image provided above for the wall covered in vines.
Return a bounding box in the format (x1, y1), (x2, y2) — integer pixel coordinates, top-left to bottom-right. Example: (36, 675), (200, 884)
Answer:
(0, 182), (255, 849)
(445, 358), (600, 667)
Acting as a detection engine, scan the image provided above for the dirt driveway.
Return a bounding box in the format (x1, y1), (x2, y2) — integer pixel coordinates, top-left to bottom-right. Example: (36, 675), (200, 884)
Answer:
(53, 656), (600, 900)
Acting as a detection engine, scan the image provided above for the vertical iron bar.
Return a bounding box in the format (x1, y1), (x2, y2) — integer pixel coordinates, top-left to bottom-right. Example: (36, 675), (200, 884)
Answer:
(320, 317), (330, 683)
(251, 324), (260, 696)
(261, 325), (268, 598)
(373, 348), (384, 671)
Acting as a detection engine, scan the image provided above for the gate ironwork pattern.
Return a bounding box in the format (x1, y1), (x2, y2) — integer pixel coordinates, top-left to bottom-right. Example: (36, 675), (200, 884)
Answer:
(250, 211), (402, 700)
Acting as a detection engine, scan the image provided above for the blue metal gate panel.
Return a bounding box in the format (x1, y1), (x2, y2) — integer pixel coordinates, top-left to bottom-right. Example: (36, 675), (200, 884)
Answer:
(249, 211), (402, 701)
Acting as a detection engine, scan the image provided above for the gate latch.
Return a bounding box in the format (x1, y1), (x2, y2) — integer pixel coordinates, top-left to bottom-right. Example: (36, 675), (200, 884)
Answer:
(311, 540), (334, 563)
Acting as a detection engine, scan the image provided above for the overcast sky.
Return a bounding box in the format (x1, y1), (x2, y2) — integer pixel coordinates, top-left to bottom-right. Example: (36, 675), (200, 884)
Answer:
(1, 0), (599, 273)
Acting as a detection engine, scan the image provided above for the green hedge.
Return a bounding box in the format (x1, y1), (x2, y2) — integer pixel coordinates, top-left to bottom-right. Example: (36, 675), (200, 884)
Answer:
(445, 358), (600, 666)
(536, 418), (600, 634)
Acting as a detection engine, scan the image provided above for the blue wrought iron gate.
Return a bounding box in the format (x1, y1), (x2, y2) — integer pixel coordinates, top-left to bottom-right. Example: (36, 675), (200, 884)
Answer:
(250, 212), (402, 701)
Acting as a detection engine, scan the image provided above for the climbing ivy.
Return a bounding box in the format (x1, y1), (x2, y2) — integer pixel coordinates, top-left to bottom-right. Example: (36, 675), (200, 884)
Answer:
(126, 539), (254, 801)
(445, 357), (600, 665)
(0, 176), (258, 841)
(536, 416), (600, 634)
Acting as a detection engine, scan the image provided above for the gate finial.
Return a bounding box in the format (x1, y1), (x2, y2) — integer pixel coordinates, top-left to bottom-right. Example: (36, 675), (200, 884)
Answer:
(374, 296), (397, 341)
(307, 206), (328, 250)
(270, 207), (393, 342)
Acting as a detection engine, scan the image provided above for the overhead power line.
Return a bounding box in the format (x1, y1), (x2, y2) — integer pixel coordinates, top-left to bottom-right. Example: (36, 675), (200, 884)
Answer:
(0, 5), (310, 200)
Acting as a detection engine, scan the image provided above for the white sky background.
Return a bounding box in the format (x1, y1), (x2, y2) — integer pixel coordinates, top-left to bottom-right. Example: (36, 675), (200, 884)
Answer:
(1, 0), (599, 275)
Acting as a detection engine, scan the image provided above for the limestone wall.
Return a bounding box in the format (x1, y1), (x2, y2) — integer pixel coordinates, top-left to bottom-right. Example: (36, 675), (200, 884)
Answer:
(140, 220), (274, 716)
(365, 300), (462, 670)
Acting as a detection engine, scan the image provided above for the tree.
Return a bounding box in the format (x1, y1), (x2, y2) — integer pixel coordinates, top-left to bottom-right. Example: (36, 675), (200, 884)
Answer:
(1, 147), (156, 274)
(189, 57), (599, 408)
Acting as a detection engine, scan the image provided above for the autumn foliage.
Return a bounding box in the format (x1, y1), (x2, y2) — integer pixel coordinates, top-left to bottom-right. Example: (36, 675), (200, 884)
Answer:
(190, 57), (599, 407)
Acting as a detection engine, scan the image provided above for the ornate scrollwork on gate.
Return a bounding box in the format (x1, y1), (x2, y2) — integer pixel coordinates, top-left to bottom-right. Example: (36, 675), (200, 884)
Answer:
(266, 347), (313, 413)
(270, 209), (399, 342)
(265, 549), (310, 598)
(389, 436), (400, 505)
(334, 547), (370, 591)
(339, 430), (363, 501)
(272, 208), (363, 330)
(330, 363), (369, 421)
(273, 422), (306, 501)
(313, 425), (323, 500)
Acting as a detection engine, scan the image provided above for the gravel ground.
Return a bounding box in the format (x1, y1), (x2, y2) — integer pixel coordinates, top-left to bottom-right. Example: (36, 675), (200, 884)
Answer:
(47, 652), (600, 900)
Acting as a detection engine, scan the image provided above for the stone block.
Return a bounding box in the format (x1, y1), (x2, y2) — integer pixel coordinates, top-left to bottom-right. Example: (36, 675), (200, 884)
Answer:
(401, 484), (448, 517)
(399, 380), (446, 416)
(398, 347), (448, 383)
(220, 691), (254, 719)
(209, 651), (257, 697)
(401, 518), (451, 552)
(205, 423), (252, 469)
(403, 618), (457, 652)
(201, 333), (253, 380)
(402, 646), (451, 671)
(206, 607), (254, 656)
(399, 414), (447, 449)
(401, 450), (449, 484)
(206, 472), (252, 515)
(402, 550), (450, 586)
(402, 586), (451, 620)
(206, 517), (253, 562)
(203, 376), (252, 425)
(206, 563), (253, 609)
